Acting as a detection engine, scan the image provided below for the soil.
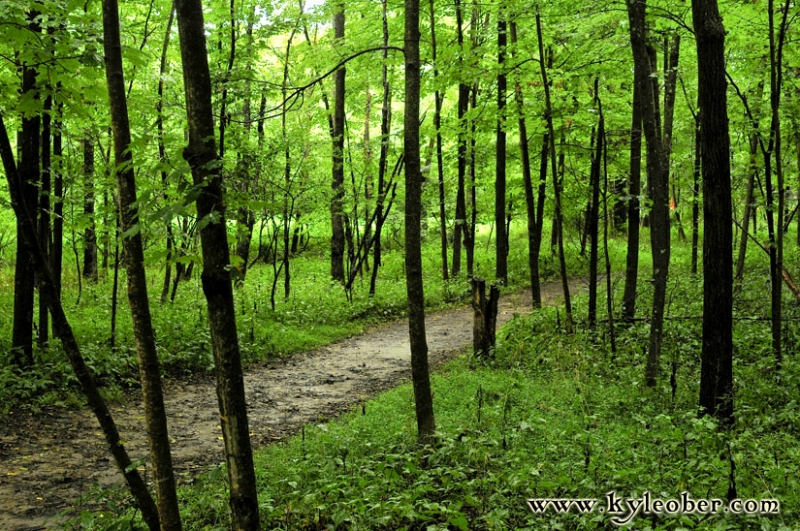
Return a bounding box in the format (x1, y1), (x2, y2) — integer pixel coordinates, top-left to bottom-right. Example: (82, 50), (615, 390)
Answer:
(0, 280), (576, 530)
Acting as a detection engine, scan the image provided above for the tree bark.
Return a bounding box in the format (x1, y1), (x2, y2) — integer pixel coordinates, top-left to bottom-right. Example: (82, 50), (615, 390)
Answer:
(735, 133), (758, 281)
(510, 21), (545, 308)
(536, 12), (572, 332)
(429, 0), (449, 281)
(38, 94), (52, 347)
(12, 16), (39, 367)
(83, 136), (99, 283)
(693, 0), (733, 423)
(627, 0), (669, 386)
(588, 83), (603, 328)
(331, 0), (346, 283)
(405, 0), (436, 444)
(691, 112), (701, 275)
(452, 0), (468, 278)
(472, 277), (499, 358)
(622, 72), (642, 321)
(101, 0), (182, 527)
(158, 4), (176, 303)
(370, 0), (392, 297)
(52, 109), (64, 303)
(174, 0), (261, 527)
(495, 10), (508, 284)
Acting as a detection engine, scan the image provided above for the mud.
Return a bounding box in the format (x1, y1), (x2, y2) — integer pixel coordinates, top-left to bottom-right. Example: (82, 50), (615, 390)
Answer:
(0, 281), (574, 530)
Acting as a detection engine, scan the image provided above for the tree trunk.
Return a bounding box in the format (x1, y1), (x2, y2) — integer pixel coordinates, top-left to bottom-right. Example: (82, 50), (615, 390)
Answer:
(52, 110), (64, 303)
(101, 0), (182, 528)
(38, 94), (52, 347)
(588, 82), (603, 328)
(158, 4), (176, 303)
(693, 0), (733, 423)
(764, 0), (790, 368)
(495, 10), (508, 284)
(472, 277), (499, 359)
(429, 0), (448, 281)
(536, 12), (572, 332)
(627, 0), (669, 386)
(465, 81), (478, 277)
(510, 21), (545, 308)
(622, 72), (642, 321)
(83, 136), (99, 283)
(173, 0), (261, 527)
(452, 0), (468, 278)
(735, 133), (758, 281)
(405, 0), (436, 444)
(331, 1), (346, 283)
(370, 0), (392, 297)
(691, 109), (701, 275)
(12, 19), (39, 367)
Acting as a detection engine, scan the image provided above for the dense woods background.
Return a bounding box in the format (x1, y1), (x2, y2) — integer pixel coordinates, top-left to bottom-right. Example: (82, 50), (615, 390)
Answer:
(0, 0), (799, 528)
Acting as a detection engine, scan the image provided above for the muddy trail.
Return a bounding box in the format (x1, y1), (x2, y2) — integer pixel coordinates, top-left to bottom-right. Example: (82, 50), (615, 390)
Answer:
(0, 279), (580, 530)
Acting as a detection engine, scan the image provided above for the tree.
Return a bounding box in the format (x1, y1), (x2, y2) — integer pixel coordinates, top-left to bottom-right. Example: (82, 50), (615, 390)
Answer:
(693, 0), (733, 423)
(429, 0), (449, 281)
(494, 6), (508, 285)
(11, 10), (40, 367)
(331, 0), (346, 283)
(622, 73), (642, 321)
(173, 0), (261, 527)
(626, 0), (669, 386)
(536, 11), (572, 332)
(101, 0), (182, 526)
(83, 136), (99, 283)
(510, 20), (546, 308)
(405, 0), (436, 444)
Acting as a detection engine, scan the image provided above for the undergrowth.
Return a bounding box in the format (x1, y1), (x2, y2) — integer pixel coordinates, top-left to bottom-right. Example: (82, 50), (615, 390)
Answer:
(63, 255), (800, 531)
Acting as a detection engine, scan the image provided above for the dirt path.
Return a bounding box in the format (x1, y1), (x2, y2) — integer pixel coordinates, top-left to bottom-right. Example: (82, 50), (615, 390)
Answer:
(0, 280), (574, 530)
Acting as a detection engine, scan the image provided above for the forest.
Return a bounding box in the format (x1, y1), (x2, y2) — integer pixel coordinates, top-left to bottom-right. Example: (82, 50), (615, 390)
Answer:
(0, 0), (798, 528)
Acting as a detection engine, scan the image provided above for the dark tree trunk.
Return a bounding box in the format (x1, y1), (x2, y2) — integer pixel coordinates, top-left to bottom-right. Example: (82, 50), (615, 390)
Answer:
(495, 11), (508, 284)
(662, 34), (680, 172)
(465, 81), (478, 277)
(38, 95), (52, 347)
(735, 133), (758, 281)
(82, 136), (99, 283)
(602, 114), (617, 354)
(693, 0), (733, 423)
(510, 21), (545, 308)
(52, 111), (63, 302)
(370, 0), (392, 297)
(588, 83), (603, 328)
(280, 25), (297, 301)
(536, 12), (572, 331)
(158, 4), (176, 303)
(622, 75), (642, 320)
(691, 108), (701, 275)
(12, 16), (39, 367)
(174, 0), (261, 527)
(1, 115), (161, 531)
(331, 1), (346, 283)
(452, 0), (468, 278)
(472, 277), (499, 358)
(627, 0), (669, 386)
(429, 0), (448, 281)
(101, 0), (182, 528)
(763, 0), (790, 368)
(405, 0), (436, 444)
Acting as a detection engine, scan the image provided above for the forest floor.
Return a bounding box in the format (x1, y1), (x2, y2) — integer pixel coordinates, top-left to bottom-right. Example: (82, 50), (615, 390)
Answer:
(0, 279), (579, 530)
